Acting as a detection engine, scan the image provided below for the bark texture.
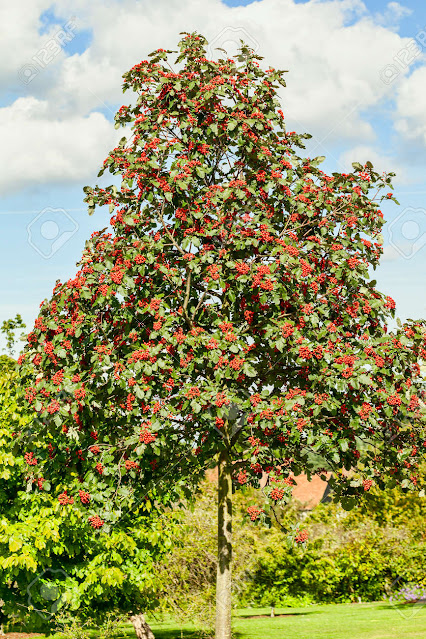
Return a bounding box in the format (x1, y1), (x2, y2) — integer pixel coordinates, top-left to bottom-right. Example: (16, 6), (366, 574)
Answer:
(215, 450), (233, 639)
(130, 613), (155, 639)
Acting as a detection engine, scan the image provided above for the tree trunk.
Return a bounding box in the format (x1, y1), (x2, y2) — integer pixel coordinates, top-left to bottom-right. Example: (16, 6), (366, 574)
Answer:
(215, 449), (233, 639)
(130, 613), (155, 639)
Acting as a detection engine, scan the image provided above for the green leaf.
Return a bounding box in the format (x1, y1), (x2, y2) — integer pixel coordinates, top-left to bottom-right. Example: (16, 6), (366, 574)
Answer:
(341, 497), (356, 511)
(242, 363), (257, 377)
(339, 439), (349, 452)
(192, 401), (201, 413)
(9, 538), (22, 552)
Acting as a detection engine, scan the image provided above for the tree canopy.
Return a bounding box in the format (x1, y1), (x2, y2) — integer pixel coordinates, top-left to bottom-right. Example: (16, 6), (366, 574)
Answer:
(17, 31), (426, 639)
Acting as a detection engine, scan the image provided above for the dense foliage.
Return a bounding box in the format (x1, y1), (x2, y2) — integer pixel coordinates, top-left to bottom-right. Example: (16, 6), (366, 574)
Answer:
(18, 32), (426, 526)
(0, 355), (176, 633)
(1, 314), (26, 357)
(245, 496), (426, 607)
(159, 478), (426, 612)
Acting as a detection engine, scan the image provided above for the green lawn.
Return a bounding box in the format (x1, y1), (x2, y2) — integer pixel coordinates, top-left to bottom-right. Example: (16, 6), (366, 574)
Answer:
(129, 601), (426, 639)
(11, 602), (426, 638)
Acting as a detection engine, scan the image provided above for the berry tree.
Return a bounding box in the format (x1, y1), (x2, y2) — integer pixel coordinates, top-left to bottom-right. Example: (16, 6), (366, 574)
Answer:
(19, 33), (426, 639)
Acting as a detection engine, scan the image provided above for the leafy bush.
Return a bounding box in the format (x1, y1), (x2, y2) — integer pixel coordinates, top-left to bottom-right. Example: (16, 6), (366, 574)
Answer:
(243, 526), (425, 605)
(242, 489), (426, 606)
(159, 479), (426, 612)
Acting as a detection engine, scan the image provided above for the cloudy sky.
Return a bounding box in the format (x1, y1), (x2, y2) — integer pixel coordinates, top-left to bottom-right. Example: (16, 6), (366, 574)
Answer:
(1, 0), (425, 351)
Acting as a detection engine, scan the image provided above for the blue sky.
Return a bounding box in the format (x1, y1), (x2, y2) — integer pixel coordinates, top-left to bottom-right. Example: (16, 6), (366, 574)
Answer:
(1, 0), (425, 351)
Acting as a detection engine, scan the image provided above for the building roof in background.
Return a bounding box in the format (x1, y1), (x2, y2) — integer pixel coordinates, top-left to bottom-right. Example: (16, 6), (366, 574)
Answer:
(292, 473), (331, 510)
(205, 467), (330, 510)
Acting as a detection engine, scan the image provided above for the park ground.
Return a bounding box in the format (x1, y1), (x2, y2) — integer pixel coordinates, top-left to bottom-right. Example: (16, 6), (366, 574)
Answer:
(6, 601), (426, 638)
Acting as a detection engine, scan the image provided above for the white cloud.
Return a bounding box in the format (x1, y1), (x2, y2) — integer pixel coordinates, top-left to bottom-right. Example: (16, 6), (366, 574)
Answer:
(50, 0), (415, 140)
(0, 0), (423, 191)
(395, 65), (426, 146)
(0, 0), (76, 95)
(374, 2), (412, 30)
(0, 97), (117, 193)
(48, 0), (226, 115)
(245, 0), (404, 140)
(339, 145), (408, 183)
(381, 244), (403, 261)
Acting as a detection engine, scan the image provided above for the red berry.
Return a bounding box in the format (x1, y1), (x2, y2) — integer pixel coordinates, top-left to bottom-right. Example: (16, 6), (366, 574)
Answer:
(58, 490), (74, 505)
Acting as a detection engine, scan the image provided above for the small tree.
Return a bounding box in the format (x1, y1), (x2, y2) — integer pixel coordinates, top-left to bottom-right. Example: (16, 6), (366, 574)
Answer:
(1, 314), (26, 357)
(19, 33), (425, 639)
(0, 353), (173, 638)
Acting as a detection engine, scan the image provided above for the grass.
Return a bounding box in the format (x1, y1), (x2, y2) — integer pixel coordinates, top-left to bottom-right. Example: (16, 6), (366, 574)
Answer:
(231, 602), (426, 639)
(143, 602), (426, 639)
(9, 601), (426, 638)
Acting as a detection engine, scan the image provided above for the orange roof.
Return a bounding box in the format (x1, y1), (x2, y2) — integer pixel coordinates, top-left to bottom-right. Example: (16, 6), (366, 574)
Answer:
(292, 473), (331, 510)
(206, 467), (330, 510)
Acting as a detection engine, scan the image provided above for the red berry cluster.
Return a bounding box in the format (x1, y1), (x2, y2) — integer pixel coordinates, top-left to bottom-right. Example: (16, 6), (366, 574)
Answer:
(363, 479), (373, 491)
(140, 428), (156, 444)
(247, 506), (264, 521)
(237, 471), (248, 485)
(296, 418), (307, 431)
(359, 402), (373, 419)
(88, 515), (104, 529)
(387, 394), (402, 406)
(89, 445), (100, 454)
(294, 529), (309, 543)
(79, 489), (91, 504)
(24, 452), (37, 466)
(270, 487), (285, 501)
(185, 386), (200, 399)
(58, 490), (74, 505)
(125, 459), (139, 471)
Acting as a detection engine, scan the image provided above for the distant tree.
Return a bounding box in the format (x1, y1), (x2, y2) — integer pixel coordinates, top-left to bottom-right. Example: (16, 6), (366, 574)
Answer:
(19, 33), (426, 639)
(1, 314), (26, 356)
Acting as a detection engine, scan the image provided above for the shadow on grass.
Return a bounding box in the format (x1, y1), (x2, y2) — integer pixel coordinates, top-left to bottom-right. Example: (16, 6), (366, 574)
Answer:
(375, 601), (426, 612)
(142, 611), (322, 639)
(118, 627), (210, 639)
(236, 610), (322, 619)
(139, 632), (210, 639)
(139, 610), (322, 639)
(150, 632), (248, 639)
